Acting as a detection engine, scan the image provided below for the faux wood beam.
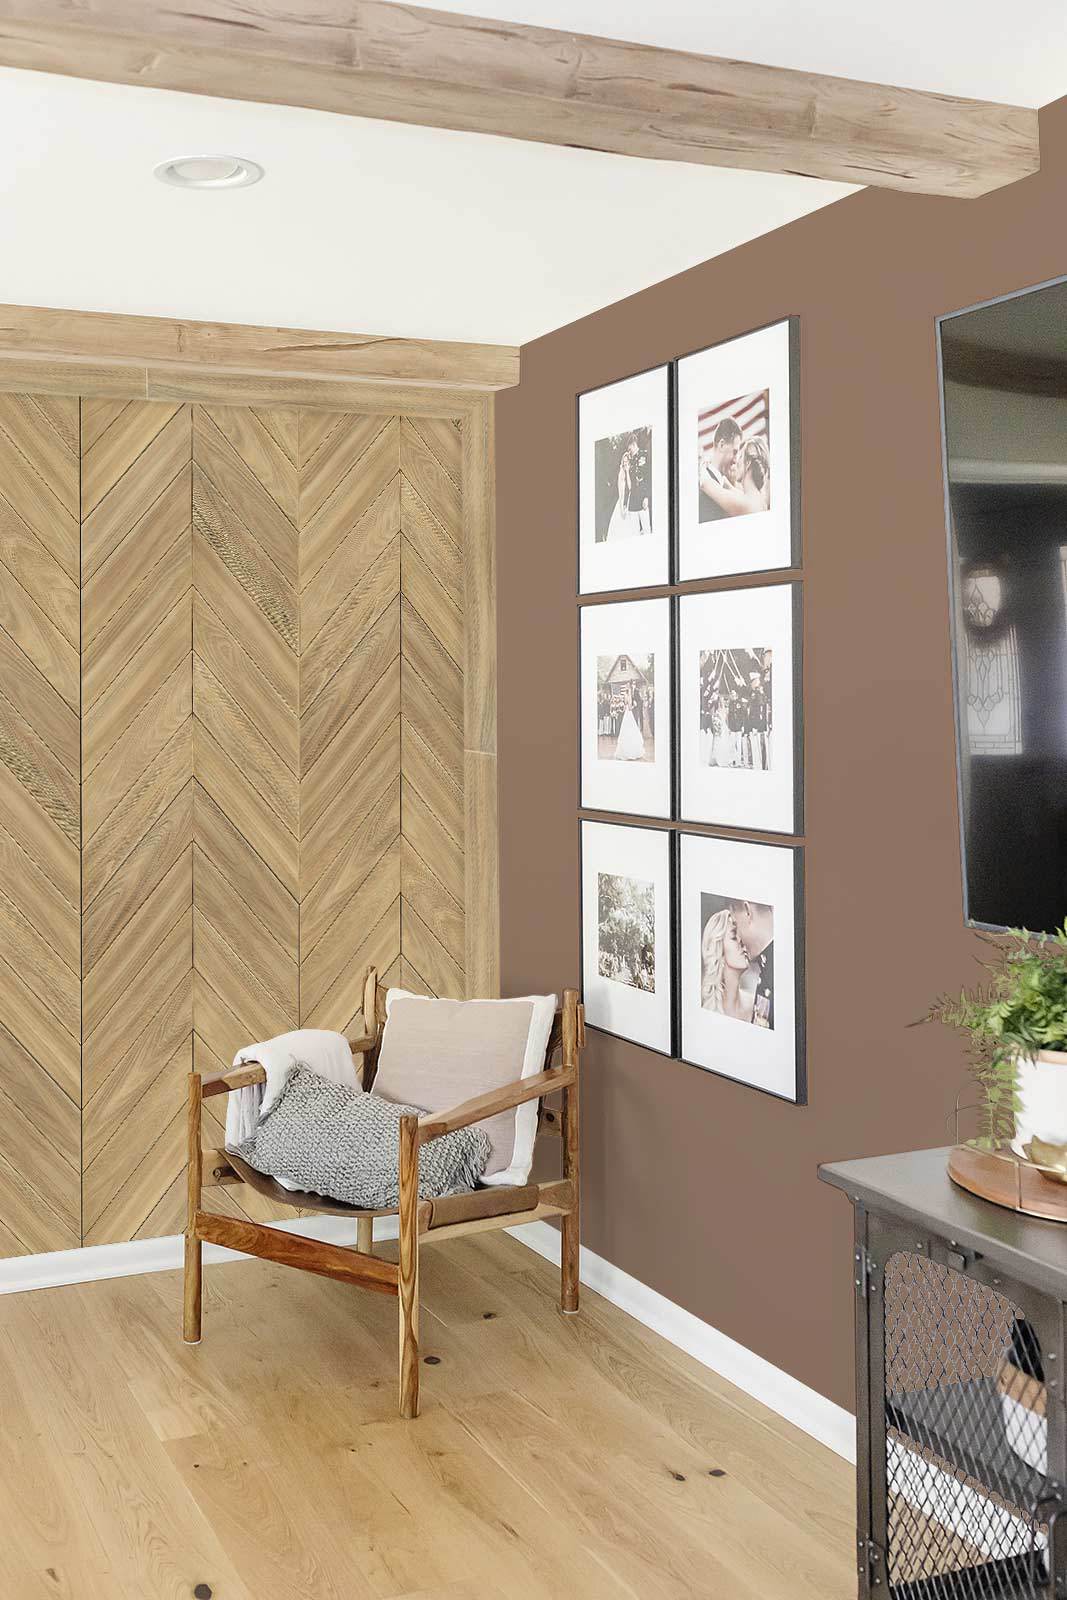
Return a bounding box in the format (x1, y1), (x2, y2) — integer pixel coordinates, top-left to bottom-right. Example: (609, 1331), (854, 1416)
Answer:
(0, 2), (1039, 199)
(0, 303), (519, 393)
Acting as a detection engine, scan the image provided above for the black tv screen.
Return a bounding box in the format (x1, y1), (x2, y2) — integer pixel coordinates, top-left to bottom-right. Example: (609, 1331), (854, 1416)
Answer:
(940, 276), (1067, 934)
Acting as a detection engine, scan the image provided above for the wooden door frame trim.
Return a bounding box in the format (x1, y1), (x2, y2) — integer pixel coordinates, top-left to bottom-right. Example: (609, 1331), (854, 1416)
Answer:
(0, 2), (1040, 198)
(0, 316), (502, 1001)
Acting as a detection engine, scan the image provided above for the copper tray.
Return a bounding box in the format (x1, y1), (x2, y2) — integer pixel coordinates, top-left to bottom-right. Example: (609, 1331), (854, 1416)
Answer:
(948, 1143), (1067, 1223)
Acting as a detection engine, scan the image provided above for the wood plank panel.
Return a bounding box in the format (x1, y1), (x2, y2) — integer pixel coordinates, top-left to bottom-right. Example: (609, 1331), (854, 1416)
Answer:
(81, 399), (194, 1245)
(0, 392), (79, 1253)
(192, 404), (299, 1101)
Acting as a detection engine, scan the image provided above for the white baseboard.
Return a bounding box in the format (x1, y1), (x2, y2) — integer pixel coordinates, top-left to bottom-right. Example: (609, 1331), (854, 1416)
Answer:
(0, 1206), (852, 1464)
(0, 1214), (378, 1296)
(506, 1218), (857, 1463)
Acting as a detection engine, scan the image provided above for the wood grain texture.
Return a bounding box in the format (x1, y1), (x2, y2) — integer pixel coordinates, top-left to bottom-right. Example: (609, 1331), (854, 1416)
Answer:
(0, 395), (80, 1254)
(0, 301), (518, 390)
(0, 385), (495, 1257)
(0, 2), (1040, 196)
(81, 399), (194, 1247)
(0, 1230), (855, 1599)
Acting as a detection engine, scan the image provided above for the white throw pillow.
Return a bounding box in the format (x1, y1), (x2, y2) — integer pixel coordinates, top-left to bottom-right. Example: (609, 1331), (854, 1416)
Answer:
(372, 990), (557, 1186)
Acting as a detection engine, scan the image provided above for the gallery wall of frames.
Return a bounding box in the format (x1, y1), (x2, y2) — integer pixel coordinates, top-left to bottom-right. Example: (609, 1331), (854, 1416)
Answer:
(577, 317), (807, 1104)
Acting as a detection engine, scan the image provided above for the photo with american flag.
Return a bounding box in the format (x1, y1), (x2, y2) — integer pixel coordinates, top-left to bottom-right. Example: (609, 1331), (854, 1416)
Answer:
(696, 387), (771, 524)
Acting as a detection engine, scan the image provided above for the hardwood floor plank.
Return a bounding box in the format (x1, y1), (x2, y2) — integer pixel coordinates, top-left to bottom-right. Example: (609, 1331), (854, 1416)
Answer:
(193, 533), (297, 714)
(82, 469), (190, 645)
(81, 400), (181, 516)
(83, 597), (190, 771)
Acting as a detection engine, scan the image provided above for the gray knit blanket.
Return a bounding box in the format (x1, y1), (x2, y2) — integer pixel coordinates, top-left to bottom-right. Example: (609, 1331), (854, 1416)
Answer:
(233, 1063), (491, 1208)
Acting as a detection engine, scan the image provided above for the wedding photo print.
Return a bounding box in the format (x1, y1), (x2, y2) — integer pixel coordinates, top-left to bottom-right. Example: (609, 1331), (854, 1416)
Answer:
(699, 892), (774, 1029)
(698, 646), (772, 772)
(597, 652), (655, 763)
(595, 427), (653, 543)
(581, 597), (671, 817)
(581, 820), (673, 1053)
(597, 871), (656, 993)
(697, 390), (770, 524)
(676, 319), (798, 582)
(679, 832), (804, 1101)
(679, 584), (800, 833)
(579, 364), (670, 593)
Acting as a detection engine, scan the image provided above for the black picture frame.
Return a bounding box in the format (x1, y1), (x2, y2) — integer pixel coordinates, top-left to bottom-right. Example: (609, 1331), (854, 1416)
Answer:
(575, 361), (674, 597)
(672, 315), (801, 584)
(578, 818), (677, 1059)
(674, 831), (807, 1105)
(673, 580), (805, 837)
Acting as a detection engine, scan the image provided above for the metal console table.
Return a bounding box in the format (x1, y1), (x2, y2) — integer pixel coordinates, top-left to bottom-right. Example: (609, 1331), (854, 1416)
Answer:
(821, 1148), (1067, 1599)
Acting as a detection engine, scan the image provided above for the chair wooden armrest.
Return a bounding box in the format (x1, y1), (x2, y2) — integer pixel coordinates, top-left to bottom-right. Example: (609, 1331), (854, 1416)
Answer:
(348, 1034), (378, 1054)
(201, 1063), (268, 1098)
(416, 1066), (576, 1146)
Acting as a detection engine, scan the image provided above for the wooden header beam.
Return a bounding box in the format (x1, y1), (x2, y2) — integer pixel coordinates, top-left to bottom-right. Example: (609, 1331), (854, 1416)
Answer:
(0, 303), (518, 395)
(0, 2), (1039, 200)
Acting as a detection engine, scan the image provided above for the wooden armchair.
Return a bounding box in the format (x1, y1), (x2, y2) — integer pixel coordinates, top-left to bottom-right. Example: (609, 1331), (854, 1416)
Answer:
(183, 970), (583, 1418)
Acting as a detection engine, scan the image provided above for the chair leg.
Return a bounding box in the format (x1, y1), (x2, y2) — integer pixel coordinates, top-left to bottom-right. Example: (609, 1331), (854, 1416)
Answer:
(183, 1234), (202, 1344)
(398, 1114), (420, 1418)
(357, 1215), (374, 1255)
(561, 989), (581, 1315)
(184, 1072), (203, 1344)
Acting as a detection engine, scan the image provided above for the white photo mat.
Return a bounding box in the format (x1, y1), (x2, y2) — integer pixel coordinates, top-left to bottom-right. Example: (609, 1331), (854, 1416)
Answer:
(579, 365), (671, 594)
(678, 832), (804, 1102)
(581, 820), (673, 1054)
(580, 597), (672, 818)
(678, 583), (800, 833)
(676, 319), (797, 582)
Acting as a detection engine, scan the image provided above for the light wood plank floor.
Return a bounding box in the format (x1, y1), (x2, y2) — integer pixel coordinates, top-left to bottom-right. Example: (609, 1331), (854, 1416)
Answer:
(0, 1230), (855, 1599)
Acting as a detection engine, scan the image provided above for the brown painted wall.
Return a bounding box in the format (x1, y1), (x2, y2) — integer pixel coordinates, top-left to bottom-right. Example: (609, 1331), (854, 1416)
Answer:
(496, 95), (1067, 1412)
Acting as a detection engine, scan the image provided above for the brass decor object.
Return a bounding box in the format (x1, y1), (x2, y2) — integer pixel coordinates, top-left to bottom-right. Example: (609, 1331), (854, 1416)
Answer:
(947, 1141), (1067, 1221)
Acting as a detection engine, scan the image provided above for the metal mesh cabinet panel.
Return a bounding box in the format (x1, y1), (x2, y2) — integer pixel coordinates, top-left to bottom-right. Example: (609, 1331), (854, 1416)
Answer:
(882, 1250), (1053, 1599)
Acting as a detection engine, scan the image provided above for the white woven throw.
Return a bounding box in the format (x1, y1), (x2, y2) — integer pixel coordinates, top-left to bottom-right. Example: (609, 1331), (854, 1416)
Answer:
(234, 1064), (491, 1208)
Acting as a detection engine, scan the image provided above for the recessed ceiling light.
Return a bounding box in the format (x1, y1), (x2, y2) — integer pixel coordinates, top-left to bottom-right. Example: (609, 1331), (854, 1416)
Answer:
(154, 155), (264, 190)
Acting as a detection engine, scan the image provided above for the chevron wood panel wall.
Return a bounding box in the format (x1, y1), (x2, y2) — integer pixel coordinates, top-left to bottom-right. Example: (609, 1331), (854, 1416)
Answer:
(81, 399), (194, 1246)
(0, 391), (483, 1255)
(398, 417), (466, 1000)
(0, 395), (81, 1256)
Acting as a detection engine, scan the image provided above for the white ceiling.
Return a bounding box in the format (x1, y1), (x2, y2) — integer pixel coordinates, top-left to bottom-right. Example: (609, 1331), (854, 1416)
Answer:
(439, 1), (1067, 106)
(0, 4), (1062, 347)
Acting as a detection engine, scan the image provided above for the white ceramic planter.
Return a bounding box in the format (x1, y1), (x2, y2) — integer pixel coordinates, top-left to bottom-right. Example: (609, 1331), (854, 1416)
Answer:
(1012, 1048), (1067, 1157)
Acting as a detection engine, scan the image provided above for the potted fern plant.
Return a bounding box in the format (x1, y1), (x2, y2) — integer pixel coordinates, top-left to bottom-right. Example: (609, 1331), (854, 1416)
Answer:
(928, 924), (1067, 1154)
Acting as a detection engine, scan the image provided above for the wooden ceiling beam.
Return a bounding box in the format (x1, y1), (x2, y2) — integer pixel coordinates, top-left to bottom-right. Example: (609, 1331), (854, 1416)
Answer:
(0, 2), (1040, 199)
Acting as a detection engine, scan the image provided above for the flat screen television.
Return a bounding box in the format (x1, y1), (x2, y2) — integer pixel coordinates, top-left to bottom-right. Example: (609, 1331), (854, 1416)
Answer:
(940, 275), (1067, 934)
